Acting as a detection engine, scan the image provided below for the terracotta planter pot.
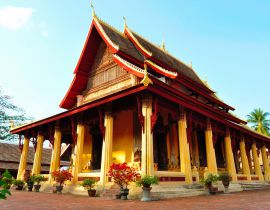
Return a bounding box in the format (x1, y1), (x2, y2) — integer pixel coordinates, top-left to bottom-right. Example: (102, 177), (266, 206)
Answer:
(222, 180), (230, 187)
(28, 184), (33, 192)
(16, 185), (24, 191)
(120, 188), (129, 200)
(34, 184), (41, 192)
(222, 180), (230, 193)
(87, 189), (96, 197)
(141, 186), (152, 202)
(56, 185), (63, 194)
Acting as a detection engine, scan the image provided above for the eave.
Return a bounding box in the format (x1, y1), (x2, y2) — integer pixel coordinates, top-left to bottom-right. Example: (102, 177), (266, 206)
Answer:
(147, 85), (270, 142)
(150, 76), (245, 125)
(11, 85), (147, 134)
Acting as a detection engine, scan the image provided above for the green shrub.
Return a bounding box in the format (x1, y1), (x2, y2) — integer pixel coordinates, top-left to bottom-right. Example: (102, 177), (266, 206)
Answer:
(81, 179), (97, 190)
(136, 176), (159, 187)
(33, 175), (46, 185)
(201, 173), (219, 185)
(1, 169), (13, 188)
(0, 179), (11, 199)
(218, 172), (230, 182)
(12, 179), (25, 187)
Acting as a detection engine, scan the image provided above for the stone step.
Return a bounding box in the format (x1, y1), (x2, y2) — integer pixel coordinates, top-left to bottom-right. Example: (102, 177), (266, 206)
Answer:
(240, 182), (270, 191)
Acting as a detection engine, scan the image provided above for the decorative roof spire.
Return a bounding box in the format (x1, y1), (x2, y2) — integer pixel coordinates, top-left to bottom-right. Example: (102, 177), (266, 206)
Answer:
(123, 16), (127, 28)
(90, 0), (96, 17)
(190, 61), (193, 68)
(161, 34), (166, 51)
(140, 62), (153, 86)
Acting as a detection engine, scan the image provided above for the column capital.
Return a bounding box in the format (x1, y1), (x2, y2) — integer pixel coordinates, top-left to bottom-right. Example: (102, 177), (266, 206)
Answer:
(206, 118), (212, 131)
(179, 106), (186, 121)
(225, 127), (231, 137)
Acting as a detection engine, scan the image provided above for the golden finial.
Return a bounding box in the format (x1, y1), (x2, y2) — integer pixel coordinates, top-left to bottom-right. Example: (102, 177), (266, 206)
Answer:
(161, 34), (166, 51)
(140, 62), (153, 86)
(203, 76), (208, 85)
(123, 16), (127, 28)
(190, 61), (193, 68)
(90, 0), (96, 17)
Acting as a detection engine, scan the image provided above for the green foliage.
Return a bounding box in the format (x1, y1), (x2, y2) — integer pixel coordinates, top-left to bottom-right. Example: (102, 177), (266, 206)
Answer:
(218, 172), (230, 182)
(201, 173), (219, 185)
(33, 175), (46, 184)
(23, 170), (34, 185)
(0, 88), (33, 141)
(136, 176), (159, 187)
(81, 179), (97, 190)
(247, 108), (270, 136)
(2, 169), (13, 188)
(12, 179), (25, 187)
(0, 178), (11, 199)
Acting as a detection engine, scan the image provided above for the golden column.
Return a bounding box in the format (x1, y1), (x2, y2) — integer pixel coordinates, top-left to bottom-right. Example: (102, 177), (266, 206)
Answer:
(193, 131), (200, 168)
(239, 137), (251, 181)
(261, 145), (270, 181)
(17, 136), (30, 180)
(49, 125), (62, 182)
(100, 112), (113, 185)
(251, 142), (264, 181)
(205, 118), (218, 174)
(141, 96), (154, 176)
(72, 121), (86, 184)
(178, 108), (192, 184)
(32, 131), (44, 175)
(224, 127), (237, 182)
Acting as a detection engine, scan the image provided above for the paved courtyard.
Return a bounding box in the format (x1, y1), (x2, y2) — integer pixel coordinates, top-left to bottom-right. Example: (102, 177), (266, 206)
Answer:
(1, 189), (270, 210)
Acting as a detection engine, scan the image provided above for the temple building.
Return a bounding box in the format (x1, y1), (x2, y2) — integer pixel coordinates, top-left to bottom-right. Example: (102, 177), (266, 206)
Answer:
(11, 11), (270, 194)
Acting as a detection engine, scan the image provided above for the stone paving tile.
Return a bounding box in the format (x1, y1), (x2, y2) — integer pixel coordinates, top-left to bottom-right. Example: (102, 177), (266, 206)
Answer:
(1, 189), (270, 210)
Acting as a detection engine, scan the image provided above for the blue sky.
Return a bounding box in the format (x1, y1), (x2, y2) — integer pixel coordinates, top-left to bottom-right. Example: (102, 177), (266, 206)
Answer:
(0, 0), (269, 122)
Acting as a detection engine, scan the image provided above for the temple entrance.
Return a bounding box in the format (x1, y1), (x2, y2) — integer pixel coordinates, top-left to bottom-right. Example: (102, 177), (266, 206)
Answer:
(90, 124), (103, 170)
(214, 135), (226, 168)
(153, 115), (168, 171)
(197, 129), (207, 167)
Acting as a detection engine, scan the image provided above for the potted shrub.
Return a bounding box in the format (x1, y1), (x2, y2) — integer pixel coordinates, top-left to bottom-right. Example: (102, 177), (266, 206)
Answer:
(136, 175), (158, 201)
(13, 180), (25, 191)
(1, 169), (13, 190)
(33, 175), (46, 192)
(201, 173), (219, 195)
(0, 178), (11, 199)
(219, 172), (230, 193)
(107, 162), (139, 200)
(81, 179), (97, 197)
(23, 171), (34, 192)
(51, 169), (73, 194)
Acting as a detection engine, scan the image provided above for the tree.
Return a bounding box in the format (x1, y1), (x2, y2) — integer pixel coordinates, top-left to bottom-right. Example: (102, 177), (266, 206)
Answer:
(247, 108), (270, 136)
(0, 88), (32, 141)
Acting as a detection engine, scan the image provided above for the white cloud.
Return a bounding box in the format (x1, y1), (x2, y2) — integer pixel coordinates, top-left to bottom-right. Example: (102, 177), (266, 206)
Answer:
(0, 6), (34, 30)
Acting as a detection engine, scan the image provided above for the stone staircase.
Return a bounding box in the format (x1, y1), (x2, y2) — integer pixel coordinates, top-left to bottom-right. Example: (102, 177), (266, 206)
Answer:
(240, 182), (270, 191)
(128, 183), (206, 200)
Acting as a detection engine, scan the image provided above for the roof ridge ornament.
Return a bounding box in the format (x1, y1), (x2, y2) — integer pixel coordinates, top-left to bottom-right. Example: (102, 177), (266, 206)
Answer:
(140, 62), (153, 86)
(161, 34), (166, 51)
(90, 0), (96, 18)
(123, 16), (127, 28)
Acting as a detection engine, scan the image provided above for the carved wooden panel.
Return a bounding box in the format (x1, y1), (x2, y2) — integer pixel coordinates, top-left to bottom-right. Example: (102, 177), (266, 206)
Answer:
(86, 42), (127, 91)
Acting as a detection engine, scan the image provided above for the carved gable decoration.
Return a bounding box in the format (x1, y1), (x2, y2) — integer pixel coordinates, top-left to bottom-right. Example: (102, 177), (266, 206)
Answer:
(85, 42), (127, 90)
(80, 41), (139, 105)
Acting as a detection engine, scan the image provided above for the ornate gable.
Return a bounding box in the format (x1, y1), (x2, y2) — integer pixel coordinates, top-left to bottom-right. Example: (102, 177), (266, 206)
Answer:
(80, 42), (139, 105)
